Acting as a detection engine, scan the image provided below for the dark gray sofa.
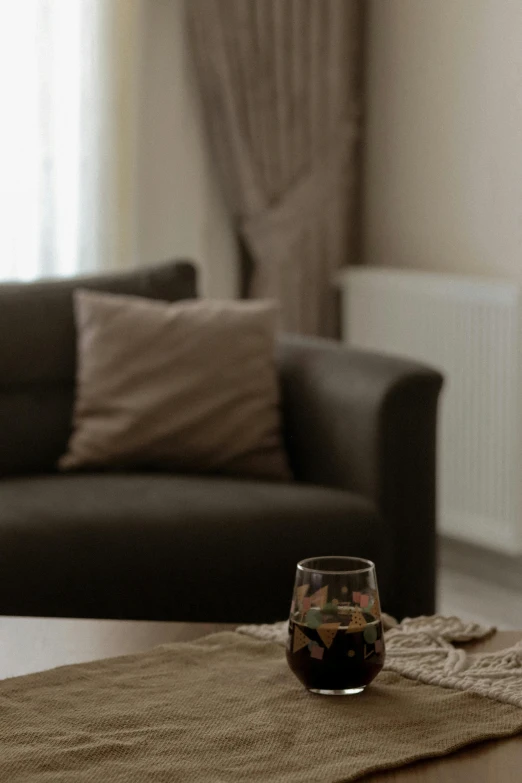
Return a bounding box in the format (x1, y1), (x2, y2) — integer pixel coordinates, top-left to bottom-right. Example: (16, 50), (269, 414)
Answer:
(0, 261), (443, 623)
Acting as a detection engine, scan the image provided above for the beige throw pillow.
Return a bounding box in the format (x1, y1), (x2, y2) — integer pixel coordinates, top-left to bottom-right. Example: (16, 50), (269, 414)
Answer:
(60, 290), (291, 481)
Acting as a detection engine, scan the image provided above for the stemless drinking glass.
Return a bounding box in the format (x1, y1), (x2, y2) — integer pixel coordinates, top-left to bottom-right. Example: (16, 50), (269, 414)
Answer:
(286, 556), (385, 696)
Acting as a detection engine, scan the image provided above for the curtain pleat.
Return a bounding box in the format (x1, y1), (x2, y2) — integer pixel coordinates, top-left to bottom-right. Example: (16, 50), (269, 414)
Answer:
(188, 0), (363, 336)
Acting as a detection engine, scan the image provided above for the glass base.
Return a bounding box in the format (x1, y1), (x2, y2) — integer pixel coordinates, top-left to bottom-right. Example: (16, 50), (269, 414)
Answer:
(309, 686), (365, 696)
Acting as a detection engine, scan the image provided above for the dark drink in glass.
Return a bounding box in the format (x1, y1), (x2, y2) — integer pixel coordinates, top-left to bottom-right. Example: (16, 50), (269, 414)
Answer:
(286, 557), (385, 695)
(286, 618), (385, 692)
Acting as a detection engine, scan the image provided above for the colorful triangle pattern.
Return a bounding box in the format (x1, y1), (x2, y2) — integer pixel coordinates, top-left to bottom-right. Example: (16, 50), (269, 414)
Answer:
(348, 609), (367, 632)
(317, 623), (340, 649)
(309, 585), (328, 608)
(293, 625), (310, 653)
(295, 584), (309, 604)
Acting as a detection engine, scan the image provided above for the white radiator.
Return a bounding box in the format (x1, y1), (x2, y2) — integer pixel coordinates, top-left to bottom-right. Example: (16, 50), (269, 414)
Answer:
(339, 267), (522, 554)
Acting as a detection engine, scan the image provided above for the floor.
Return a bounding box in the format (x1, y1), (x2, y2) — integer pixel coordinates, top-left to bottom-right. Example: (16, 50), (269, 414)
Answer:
(437, 536), (522, 630)
(438, 566), (522, 630)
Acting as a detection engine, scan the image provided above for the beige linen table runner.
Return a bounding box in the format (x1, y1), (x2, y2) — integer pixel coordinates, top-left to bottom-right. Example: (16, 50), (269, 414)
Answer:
(0, 620), (521, 782)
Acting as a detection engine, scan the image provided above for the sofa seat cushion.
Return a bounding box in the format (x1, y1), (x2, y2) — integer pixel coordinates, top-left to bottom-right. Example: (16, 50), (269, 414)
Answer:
(0, 474), (389, 623)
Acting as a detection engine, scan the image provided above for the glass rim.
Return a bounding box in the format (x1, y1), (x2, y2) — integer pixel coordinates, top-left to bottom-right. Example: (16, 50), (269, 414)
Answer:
(297, 555), (375, 576)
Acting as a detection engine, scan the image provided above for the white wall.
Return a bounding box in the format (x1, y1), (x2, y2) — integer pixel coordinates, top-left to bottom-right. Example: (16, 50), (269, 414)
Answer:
(364, 0), (522, 279)
(135, 0), (238, 297)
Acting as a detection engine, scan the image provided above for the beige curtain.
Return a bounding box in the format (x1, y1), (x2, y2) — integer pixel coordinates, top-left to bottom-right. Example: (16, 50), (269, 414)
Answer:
(188, 0), (363, 336)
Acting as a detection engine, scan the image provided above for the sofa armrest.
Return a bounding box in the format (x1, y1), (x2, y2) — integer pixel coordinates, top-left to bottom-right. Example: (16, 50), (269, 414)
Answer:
(277, 334), (444, 618)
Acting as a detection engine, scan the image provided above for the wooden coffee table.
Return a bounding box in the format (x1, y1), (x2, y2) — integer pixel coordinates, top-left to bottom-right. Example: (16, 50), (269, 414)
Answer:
(0, 617), (520, 781)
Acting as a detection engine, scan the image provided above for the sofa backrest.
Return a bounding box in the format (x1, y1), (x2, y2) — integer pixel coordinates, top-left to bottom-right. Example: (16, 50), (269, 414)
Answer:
(0, 261), (198, 475)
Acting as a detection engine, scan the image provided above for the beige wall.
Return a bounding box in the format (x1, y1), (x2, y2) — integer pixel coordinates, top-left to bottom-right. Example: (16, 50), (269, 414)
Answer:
(135, 0), (238, 297)
(364, 0), (522, 279)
